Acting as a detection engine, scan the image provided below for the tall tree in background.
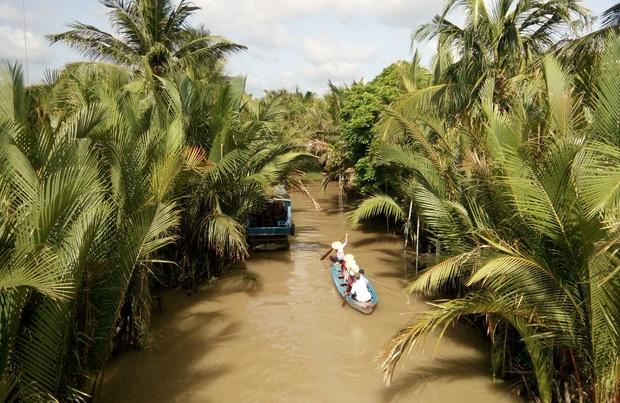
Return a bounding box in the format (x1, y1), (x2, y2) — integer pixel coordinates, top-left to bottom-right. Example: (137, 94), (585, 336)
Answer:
(414, 0), (589, 115)
(48, 0), (245, 77)
(557, 2), (620, 99)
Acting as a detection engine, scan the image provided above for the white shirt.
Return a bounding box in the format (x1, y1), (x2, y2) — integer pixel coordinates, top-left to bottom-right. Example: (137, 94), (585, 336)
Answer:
(336, 240), (347, 260)
(350, 276), (371, 302)
(359, 274), (368, 286)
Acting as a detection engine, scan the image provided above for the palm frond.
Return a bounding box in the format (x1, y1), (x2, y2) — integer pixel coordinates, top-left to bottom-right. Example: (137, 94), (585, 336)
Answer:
(347, 194), (405, 228)
(592, 36), (620, 145)
(543, 55), (578, 138)
(200, 213), (248, 260)
(378, 292), (555, 401)
(407, 249), (479, 297)
(47, 23), (138, 66)
(574, 141), (620, 217)
(0, 62), (25, 126)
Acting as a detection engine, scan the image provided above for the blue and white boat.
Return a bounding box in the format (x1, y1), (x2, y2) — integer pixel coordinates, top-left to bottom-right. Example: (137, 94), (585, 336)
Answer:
(330, 263), (378, 314)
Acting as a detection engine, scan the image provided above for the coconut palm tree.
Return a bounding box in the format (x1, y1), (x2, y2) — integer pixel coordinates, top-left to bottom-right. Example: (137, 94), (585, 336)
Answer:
(351, 38), (620, 402)
(413, 0), (589, 116)
(47, 0), (245, 77)
(556, 3), (620, 103)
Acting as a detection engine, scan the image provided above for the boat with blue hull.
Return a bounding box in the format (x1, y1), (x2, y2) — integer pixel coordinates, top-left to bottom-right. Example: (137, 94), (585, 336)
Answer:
(330, 263), (378, 314)
(245, 186), (295, 248)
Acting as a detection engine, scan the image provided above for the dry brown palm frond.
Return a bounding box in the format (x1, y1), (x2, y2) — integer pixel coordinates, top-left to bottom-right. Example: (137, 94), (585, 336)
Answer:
(460, 149), (490, 179)
(376, 321), (428, 387)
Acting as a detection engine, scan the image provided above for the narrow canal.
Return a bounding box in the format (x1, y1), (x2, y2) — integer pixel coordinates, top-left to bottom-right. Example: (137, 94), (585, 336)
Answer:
(99, 182), (516, 403)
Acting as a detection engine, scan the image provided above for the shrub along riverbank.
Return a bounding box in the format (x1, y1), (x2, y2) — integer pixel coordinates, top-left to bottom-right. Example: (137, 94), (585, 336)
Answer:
(0, 1), (317, 400)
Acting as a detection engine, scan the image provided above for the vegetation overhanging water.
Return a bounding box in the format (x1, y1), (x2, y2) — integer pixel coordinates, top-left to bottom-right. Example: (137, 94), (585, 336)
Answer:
(0, 1), (619, 402)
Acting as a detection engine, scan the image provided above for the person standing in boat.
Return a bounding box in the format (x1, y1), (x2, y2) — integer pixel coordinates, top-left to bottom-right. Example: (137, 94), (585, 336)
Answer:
(348, 272), (372, 302)
(329, 233), (349, 263)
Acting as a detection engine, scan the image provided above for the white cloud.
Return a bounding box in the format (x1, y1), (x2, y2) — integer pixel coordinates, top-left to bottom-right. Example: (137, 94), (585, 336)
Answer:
(304, 61), (362, 84)
(237, 68), (299, 95)
(0, 25), (51, 63)
(194, 1), (294, 48)
(0, 4), (21, 24)
(0, 0), (611, 92)
(193, 0), (439, 53)
(190, 0), (441, 94)
(303, 37), (375, 64)
(278, 71), (297, 89)
(196, 0), (438, 27)
(246, 47), (280, 62)
(370, 0), (439, 26)
(300, 37), (375, 87)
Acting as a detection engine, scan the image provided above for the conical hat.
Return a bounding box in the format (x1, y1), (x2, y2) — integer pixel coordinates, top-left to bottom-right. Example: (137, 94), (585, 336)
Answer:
(343, 254), (355, 262)
(349, 262), (359, 272)
(331, 241), (343, 249)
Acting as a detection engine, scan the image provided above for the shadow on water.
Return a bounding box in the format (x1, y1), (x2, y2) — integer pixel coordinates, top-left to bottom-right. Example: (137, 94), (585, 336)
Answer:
(307, 191), (348, 216)
(98, 267), (266, 402)
(201, 268), (264, 297)
(379, 304), (512, 403)
(246, 251), (292, 264)
(364, 241), (510, 402)
(370, 247), (405, 262)
(99, 300), (243, 402)
(373, 269), (408, 282)
(292, 224), (322, 235)
(349, 235), (401, 249)
(380, 355), (511, 403)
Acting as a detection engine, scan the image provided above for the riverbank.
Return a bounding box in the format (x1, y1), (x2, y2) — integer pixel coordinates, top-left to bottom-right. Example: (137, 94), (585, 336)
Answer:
(98, 182), (517, 403)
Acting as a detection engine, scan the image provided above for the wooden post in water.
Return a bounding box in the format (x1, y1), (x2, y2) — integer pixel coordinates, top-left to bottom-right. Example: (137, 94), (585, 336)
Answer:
(403, 200), (413, 277)
(338, 173), (343, 212)
(404, 199), (413, 250)
(415, 216), (420, 274)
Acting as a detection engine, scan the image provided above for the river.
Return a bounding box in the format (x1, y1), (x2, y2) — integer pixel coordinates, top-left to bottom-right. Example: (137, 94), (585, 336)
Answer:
(98, 182), (517, 403)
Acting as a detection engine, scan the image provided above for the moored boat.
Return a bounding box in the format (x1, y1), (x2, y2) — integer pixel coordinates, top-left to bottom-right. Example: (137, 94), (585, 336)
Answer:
(330, 263), (378, 314)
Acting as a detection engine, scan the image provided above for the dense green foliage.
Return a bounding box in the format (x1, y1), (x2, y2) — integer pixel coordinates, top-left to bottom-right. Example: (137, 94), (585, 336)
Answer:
(1, 0), (619, 401)
(338, 66), (401, 193)
(348, 1), (620, 402)
(0, 1), (315, 401)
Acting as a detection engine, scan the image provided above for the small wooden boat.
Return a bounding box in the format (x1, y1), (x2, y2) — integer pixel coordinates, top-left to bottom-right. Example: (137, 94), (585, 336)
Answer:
(330, 263), (378, 314)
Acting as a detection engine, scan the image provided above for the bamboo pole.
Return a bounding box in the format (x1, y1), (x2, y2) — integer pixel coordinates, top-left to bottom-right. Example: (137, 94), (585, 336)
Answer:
(405, 199), (413, 250)
(415, 216), (420, 274)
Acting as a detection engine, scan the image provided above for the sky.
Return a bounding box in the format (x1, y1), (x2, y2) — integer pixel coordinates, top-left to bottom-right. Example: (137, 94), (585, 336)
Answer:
(0, 0), (616, 95)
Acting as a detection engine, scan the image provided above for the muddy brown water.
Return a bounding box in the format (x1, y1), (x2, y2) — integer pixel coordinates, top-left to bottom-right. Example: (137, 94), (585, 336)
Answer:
(99, 183), (517, 403)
